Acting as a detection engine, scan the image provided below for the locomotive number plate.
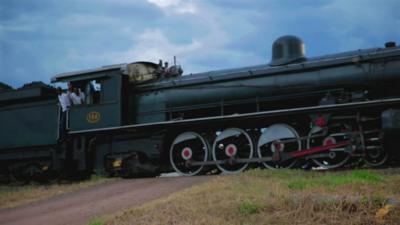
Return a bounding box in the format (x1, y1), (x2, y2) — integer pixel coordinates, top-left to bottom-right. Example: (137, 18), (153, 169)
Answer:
(87, 111), (101, 123)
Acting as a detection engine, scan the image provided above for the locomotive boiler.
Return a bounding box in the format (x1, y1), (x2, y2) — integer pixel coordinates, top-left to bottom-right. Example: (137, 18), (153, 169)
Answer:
(1, 35), (400, 181)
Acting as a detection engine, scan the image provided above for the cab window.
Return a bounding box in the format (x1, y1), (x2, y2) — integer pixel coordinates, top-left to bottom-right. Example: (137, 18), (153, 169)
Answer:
(84, 80), (101, 104)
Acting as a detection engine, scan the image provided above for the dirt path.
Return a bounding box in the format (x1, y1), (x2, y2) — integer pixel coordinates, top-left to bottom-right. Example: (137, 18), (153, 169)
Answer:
(0, 176), (211, 225)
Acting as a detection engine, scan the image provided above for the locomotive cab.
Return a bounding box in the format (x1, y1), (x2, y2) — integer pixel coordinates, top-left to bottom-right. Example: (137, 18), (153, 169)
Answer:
(52, 64), (129, 132)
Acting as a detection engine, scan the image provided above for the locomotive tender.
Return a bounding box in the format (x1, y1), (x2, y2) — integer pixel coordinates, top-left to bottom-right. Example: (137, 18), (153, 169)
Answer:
(1, 35), (400, 181)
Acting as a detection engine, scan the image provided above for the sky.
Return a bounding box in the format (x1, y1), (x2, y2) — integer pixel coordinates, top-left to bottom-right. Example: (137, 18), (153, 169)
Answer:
(1, 0), (399, 88)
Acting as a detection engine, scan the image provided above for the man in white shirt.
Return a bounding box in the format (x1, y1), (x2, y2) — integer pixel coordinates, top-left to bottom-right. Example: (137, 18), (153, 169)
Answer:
(58, 88), (71, 112)
(57, 87), (71, 140)
(70, 87), (85, 105)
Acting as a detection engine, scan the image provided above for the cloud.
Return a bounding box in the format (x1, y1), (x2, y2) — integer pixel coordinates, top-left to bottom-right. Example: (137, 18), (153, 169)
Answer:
(110, 27), (263, 74)
(0, 24), (36, 33)
(1, 0), (399, 88)
(101, 0), (263, 72)
(59, 14), (117, 29)
(147, 0), (197, 14)
(147, 0), (180, 8)
(116, 29), (201, 62)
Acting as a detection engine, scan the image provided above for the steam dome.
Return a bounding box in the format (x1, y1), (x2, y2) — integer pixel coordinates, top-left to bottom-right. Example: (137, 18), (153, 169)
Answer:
(270, 35), (306, 66)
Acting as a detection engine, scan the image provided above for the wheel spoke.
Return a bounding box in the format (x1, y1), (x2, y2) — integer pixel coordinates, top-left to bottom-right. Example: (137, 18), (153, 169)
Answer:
(257, 124), (301, 169)
(307, 124), (351, 169)
(364, 146), (388, 166)
(170, 132), (208, 176)
(212, 128), (253, 174)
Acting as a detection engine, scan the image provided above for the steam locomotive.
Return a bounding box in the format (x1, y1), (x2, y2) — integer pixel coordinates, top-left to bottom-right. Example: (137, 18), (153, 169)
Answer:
(1, 35), (400, 182)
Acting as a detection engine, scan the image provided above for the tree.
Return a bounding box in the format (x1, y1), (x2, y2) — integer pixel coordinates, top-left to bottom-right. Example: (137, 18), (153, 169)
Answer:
(0, 82), (13, 91)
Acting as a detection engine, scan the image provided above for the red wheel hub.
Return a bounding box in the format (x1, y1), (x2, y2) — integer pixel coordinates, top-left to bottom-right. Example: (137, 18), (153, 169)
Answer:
(272, 142), (284, 152)
(225, 144), (237, 157)
(315, 117), (327, 127)
(323, 137), (336, 146)
(181, 147), (193, 160)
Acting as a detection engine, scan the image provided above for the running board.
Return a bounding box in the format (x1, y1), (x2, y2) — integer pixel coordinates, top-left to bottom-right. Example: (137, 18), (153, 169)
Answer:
(70, 97), (400, 135)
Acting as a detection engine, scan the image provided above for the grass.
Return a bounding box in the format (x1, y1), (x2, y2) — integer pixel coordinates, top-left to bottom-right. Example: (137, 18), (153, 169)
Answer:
(87, 218), (105, 225)
(105, 169), (400, 225)
(0, 175), (114, 209)
(237, 200), (263, 215)
(286, 170), (383, 190)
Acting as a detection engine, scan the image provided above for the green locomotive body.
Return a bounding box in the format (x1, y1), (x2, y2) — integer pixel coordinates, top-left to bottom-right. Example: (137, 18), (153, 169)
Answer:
(1, 36), (400, 181)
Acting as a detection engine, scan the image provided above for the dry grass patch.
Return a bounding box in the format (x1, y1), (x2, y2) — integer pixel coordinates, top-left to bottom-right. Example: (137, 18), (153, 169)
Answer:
(106, 169), (400, 225)
(0, 175), (115, 209)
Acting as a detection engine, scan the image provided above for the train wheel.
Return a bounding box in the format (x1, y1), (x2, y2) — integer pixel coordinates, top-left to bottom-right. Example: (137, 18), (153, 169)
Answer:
(212, 128), (253, 174)
(257, 124), (301, 169)
(362, 128), (388, 167)
(10, 166), (31, 185)
(364, 146), (388, 167)
(307, 124), (352, 169)
(169, 132), (208, 176)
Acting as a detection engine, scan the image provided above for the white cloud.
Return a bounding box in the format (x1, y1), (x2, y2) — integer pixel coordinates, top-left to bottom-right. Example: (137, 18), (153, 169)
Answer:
(107, 27), (263, 74)
(61, 1), (264, 74)
(0, 24), (36, 33)
(59, 14), (117, 28)
(147, 0), (197, 14)
(117, 29), (202, 63)
(4, 0), (399, 88)
(147, 0), (180, 8)
(0, 14), (41, 38)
